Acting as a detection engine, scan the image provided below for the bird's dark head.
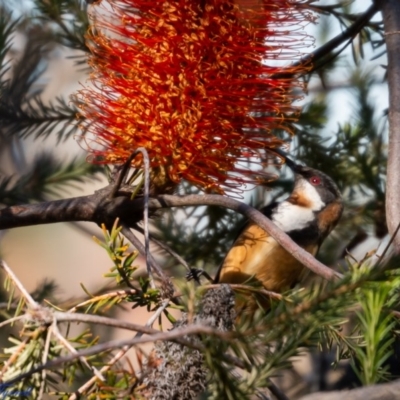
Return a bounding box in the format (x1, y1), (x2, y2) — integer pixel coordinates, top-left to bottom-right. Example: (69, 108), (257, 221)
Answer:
(282, 156), (342, 213)
(292, 165), (341, 208)
(278, 156), (344, 239)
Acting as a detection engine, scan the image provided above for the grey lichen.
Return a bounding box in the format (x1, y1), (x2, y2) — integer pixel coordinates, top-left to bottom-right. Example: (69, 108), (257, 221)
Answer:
(141, 284), (235, 400)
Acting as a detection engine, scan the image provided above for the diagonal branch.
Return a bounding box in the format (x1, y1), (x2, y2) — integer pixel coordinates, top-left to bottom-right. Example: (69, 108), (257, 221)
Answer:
(274, 2), (381, 79)
(300, 2), (380, 70)
(150, 195), (342, 281)
(0, 190), (341, 281)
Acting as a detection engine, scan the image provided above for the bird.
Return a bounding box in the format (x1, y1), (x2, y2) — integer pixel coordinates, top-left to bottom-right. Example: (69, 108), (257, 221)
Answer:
(215, 156), (343, 312)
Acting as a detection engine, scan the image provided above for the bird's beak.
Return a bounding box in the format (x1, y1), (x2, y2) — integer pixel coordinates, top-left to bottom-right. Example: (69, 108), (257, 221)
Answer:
(272, 148), (303, 174)
(283, 156), (303, 174)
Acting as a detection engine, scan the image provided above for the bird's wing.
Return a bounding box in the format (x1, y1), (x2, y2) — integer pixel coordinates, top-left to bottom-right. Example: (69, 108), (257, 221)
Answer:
(214, 202), (278, 283)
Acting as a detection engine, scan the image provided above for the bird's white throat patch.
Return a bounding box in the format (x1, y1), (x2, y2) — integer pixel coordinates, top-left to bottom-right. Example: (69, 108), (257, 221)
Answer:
(273, 202), (315, 232)
(272, 179), (325, 232)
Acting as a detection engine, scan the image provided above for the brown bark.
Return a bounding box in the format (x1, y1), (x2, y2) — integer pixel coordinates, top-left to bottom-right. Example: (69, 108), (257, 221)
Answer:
(381, 0), (400, 252)
(0, 190), (340, 281)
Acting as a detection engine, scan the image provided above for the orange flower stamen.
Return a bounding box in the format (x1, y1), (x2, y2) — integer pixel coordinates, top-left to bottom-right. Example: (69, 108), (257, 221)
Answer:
(77, 0), (314, 194)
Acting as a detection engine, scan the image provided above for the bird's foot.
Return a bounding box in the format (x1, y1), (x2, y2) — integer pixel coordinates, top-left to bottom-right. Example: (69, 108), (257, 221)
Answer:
(186, 268), (213, 283)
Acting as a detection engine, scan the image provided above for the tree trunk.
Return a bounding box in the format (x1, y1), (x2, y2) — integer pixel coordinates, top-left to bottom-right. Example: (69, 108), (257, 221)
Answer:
(381, 0), (400, 252)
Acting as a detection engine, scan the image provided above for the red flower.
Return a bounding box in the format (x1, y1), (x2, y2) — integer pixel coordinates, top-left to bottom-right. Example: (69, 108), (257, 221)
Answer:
(77, 0), (313, 194)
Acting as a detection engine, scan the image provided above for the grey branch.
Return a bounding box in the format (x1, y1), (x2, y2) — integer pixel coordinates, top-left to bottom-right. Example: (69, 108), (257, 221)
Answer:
(299, 378), (400, 400)
(381, 0), (400, 252)
(0, 188), (341, 281)
(2, 286), (243, 389)
(299, 2), (380, 70)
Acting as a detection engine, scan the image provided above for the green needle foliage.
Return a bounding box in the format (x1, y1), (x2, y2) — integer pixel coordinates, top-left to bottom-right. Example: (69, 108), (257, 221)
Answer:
(353, 281), (397, 385)
(33, 0), (90, 53)
(0, 155), (102, 205)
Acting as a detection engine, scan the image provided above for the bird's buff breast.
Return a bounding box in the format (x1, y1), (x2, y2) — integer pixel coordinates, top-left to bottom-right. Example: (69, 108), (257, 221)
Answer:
(219, 223), (317, 292)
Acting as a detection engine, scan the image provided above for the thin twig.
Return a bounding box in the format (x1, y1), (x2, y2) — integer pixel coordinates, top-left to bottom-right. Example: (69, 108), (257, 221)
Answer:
(204, 283), (283, 301)
(68, 348), (127, 400)
(0, 315), (25, 329)
(375, 221), (400, 267)
(0, 260), (38, 307)
(69, 299), (171, 399)
(390, 309), (400, 319)
(5, 323), (239, 388)
(52, 322), (105, 382)
(135, 298), (170, 338)
(268, 380), (290, 400)
(109, 147), (153, 281)
(109, 147), (155, 284)
(121, 225), (165, 280)
(0, 337), (29, 381)
(109, 154), (137, 199)
(293, 2), (380, 74)
(134, 224), (191, 272)
(53, 311), (163, 333)
(384, 30), (400, 35)
(0, 302), (17, 310)
(38, 326), (52, 400)
(67, 288), (138, 313)
(129, 148), (153, 287)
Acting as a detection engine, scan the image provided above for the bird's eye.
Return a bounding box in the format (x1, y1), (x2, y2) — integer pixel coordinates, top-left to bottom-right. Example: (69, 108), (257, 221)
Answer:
(310, 176), (321, 186)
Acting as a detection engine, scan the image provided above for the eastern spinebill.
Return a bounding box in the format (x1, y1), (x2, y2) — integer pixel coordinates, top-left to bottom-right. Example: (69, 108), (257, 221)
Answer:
(215, 156), (343, 310)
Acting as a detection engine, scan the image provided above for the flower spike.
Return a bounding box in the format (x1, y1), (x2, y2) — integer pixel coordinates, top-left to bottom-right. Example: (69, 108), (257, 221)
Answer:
(77, 0), (314, 194)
